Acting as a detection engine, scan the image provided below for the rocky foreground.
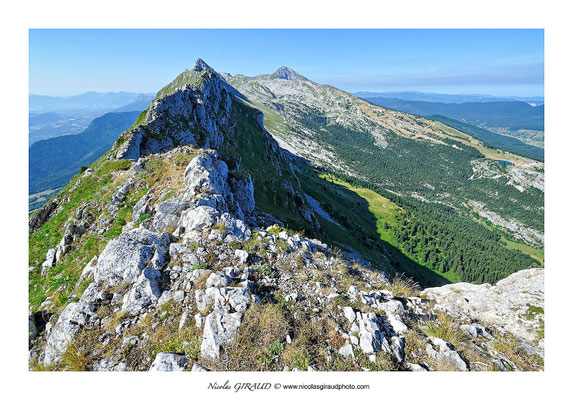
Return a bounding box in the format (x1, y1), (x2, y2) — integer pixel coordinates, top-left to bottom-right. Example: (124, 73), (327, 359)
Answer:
(29, 148), (544, 371)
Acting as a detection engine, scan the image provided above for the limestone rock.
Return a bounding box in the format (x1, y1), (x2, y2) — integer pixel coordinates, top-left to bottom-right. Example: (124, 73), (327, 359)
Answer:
(426, 337), (467, 371)
(121, 267), (163, 315)
(386, 313), (408, 335)
(206, 272), (232, 288)
(230, 175), (255, 216)
(422, 268), (544, 342)
(149, 352), (189, 371)
(94, 228), (172, 286)
(195, 287), (226, 313)
(191, 363), (209, 371)
(379, 300), (405, 316)
(225, 287), (251, 312)
(343, 306), (356, 323)
(151, 199), (190, 233)
(234, 249), (249, 265)
(180, 206), (219, 233)
(42, 283), (106, 365)
(110, 179), (132, 206)
(358, 316), (387, 354)
(184, 150), (229, 198)
(339, 343), (354, 358)
(200, 307), (242, 360)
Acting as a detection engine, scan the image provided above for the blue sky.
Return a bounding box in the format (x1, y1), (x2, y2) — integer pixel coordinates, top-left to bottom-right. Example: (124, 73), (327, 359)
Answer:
(29, 29), (544, 97)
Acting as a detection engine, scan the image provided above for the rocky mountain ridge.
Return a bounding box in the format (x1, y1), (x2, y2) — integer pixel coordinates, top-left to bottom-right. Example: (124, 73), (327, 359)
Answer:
(29, 59), (544, 371)
(30, 148), (544, 371)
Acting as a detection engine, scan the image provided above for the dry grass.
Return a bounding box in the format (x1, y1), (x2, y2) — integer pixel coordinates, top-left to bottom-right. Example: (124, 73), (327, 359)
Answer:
(141, 150), (196, 190)
(428, 356), (463, 372)
(422, 312), (466, 348)
(29, 355), (55, 371)
(104, 310), (127, 332)
(61, 343), (89, 371)
(386, 274), (420, 298)
(214, 303), (290, 371)
(125, 300), (202, 370)
(492, 333), (544, 371)
(403, 329), (429, 365)
(280, 315), (342, 371)
(193, 270), (212, 290)
(455, 341), (497, 371)
(328, 348), (398, 371)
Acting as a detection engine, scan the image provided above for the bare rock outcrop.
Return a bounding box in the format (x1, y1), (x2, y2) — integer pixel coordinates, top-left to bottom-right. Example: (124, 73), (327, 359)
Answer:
(422, 268), (544, 343)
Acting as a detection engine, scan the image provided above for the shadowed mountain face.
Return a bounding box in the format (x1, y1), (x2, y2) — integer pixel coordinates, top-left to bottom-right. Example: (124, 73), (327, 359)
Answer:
(29, 111), (140, 199)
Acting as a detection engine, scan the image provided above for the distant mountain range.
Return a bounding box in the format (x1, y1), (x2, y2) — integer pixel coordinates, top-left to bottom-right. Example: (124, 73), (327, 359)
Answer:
(29, 91), (155, 114)
(113, 93), (156, 112)
(29, 111), (140, 200)
(354, 91), (544, 104)
(29, 93), (154, 144)
(359, 97), (544, 133)
(426, 115), (544, 161)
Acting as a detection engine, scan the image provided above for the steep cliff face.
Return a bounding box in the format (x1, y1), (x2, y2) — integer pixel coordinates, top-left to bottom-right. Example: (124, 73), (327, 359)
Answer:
(29, 59), (544, 372)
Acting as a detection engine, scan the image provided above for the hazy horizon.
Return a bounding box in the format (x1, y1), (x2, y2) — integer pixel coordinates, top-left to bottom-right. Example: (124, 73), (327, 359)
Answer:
(28, 88), (545, 100)
(30, 29), (544, 98)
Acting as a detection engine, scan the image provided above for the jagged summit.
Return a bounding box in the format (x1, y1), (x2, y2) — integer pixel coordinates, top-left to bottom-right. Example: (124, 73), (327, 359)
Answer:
(271, 66), (307, 81)
(114, 62), (234, 159)
(192, 58), (213, 72)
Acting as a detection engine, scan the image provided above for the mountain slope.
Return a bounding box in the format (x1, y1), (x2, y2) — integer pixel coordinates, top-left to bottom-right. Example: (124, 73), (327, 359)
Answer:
(361, 96), (545, 150)
(422, 115), (544, 161)
(227, 69), (543, 279)
(360, 98), (544, 131)
(354, 91), (544, 104)
(28, 59), (544, 372)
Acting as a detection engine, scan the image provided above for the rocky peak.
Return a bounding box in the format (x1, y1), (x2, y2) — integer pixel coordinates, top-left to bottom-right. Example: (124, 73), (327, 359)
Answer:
(114, 62), (234, 159)
(192, 58), (214, 72)
(271, 66), (307, 81)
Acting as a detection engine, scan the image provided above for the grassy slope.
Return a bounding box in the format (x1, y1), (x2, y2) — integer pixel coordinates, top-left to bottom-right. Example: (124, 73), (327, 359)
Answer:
(429, 119), (542, 168)
(28, 152), (196, 313)
(220, 100), (314, 233)
(318, 173), (461, 285)
(501, 237), (545, 266)
(29, 160), (132, 312)
(294, 163), (452, 288)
